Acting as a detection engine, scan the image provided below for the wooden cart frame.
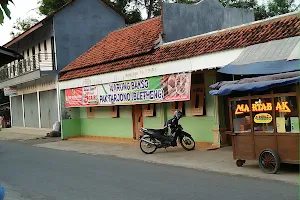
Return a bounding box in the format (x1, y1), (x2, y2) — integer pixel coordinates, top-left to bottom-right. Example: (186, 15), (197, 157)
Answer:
(227, 84), (299, 174)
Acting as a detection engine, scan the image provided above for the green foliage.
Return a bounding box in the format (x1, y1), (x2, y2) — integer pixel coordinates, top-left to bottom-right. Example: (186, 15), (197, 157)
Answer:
(219, 0), (299, 20)
(39, 0), (71, 16)
(267, 0), (299, 17)
(10, 17), (39, 38)
(109, 0), (142, 23)
(0, 0), (13, 24)
(38, 0), (142, 24)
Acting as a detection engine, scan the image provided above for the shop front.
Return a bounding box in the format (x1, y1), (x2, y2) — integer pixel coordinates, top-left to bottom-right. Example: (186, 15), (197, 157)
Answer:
(60, 70), (220, 146)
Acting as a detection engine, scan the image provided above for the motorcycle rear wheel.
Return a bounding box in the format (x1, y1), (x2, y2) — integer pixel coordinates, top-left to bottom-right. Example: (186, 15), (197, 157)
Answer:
(140, 135), (157, 154)
(180, 135), (195, 151)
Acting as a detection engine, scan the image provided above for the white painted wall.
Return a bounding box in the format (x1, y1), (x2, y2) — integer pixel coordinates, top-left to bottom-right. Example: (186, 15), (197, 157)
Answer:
(5, 37), (54, 78)
(59, 48), (244, 90)
(39, 38), (54, 71)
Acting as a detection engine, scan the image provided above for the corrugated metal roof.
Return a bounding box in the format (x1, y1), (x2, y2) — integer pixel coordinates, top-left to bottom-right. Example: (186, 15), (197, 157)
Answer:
(231, 36), (300, 65)
(288, 39), (300, 60)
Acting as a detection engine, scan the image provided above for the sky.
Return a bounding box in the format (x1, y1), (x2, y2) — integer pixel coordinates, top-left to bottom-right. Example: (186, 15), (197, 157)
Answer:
(0, 0), (300, 46)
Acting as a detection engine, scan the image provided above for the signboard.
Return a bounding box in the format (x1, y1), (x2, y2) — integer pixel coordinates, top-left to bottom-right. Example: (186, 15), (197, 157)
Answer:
(276, 117), (286, 133)
(254, 113), (273, 124)
(235, 101), (291, 115)
(82, 86), (98, 105)
(4, 88), (17, 96)
(290, 117), (300, 133)
(65, 88), (82, 107)
(65, 73), (191, 107)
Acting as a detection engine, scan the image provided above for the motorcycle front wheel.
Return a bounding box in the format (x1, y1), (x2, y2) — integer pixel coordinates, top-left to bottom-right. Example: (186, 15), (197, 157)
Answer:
(180, 135), (195, 151)
(140, 135), (157, 154)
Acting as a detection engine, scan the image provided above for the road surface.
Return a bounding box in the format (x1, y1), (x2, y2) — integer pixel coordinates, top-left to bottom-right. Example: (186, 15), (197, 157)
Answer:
(0, 140), (298, 200)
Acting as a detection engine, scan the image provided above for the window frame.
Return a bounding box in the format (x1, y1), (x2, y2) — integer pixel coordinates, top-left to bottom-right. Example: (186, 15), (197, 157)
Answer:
(190, 83), (205, 116)
(110, 105), (119, 118)
(143, 104), (156, 117)
(87, 107), (95, 118)
(44, 40), (48, 60)
(171, 101), (186, 116)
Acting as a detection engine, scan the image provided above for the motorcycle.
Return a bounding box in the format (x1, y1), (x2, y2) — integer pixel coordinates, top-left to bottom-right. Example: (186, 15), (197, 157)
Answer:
(139, 110), (195, 154)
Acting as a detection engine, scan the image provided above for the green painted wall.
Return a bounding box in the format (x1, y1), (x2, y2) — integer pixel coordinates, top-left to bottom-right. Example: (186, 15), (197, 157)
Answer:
(61, 119), (81, 139)
(80, 106), (133, 138)
(61, 107), (82, 139)
(165, 101), (215, 143)
(143, 104), (165, 129)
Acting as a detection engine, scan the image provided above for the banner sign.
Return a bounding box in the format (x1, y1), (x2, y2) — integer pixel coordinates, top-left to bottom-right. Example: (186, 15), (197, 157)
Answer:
(65, 73), (191, 107)
(235, 101), (291, 115)
(4, 88), (17, 96)
(65, 88), (82, 107)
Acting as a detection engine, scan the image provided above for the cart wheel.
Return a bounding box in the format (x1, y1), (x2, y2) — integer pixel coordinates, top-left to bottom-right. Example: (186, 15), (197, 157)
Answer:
(236, 159), (245, 167)
(259, 149), (280, 174)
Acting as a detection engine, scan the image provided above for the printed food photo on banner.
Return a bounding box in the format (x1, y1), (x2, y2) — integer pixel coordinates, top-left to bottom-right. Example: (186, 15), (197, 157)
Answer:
(160, 73), (190, 101)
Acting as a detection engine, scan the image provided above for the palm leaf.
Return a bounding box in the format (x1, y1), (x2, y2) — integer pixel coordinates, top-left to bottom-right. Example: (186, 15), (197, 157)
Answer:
(0, 9), (3, 24)
(1, 2), (11, 19)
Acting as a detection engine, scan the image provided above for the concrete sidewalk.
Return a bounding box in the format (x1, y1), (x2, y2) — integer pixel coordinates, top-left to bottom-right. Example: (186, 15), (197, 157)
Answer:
(0, 127), (51, 141)
(35, 139), (299, 185)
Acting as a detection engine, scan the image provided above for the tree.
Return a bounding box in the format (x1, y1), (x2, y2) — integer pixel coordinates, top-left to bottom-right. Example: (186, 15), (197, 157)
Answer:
(39, 0), (71, 16)
(108, 0), (142, 23)
(39, 0), (142, 24)
(267, 0), (299, 17)
(137, 0), (197, 19)
(219, 0), (299, 20)
(0, 0), (13, 24)
(10, 17), (39, 38)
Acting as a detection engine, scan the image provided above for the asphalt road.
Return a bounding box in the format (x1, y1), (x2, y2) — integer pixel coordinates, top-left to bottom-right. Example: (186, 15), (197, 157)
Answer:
(0, 140), (298, 200)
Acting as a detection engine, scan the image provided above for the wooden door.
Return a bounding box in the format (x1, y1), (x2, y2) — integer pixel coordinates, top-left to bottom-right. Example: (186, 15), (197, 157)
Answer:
(132, 105), (143, 139)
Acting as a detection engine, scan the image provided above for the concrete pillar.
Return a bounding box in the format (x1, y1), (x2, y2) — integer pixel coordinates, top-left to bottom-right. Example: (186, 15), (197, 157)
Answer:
(9, 96), (12, 127)
(21, 94), (25, 127)
(56, 76), (61, 122)
(37, 91), (41, 128)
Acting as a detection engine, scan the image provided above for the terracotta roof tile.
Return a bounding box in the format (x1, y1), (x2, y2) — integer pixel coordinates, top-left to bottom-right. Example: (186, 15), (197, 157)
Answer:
(60, 13), (300, 82)
(61, 17), (162, 72)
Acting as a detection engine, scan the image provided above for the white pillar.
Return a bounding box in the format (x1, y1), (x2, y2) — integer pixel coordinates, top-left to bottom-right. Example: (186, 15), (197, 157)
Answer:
(9, 95), (12, 127)
(56, 76), (61, 122)
(37, 91), (41, 128)
(21, 94), (25, 127)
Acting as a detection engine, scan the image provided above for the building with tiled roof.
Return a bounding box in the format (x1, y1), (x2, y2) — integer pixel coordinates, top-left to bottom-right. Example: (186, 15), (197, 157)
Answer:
(60, 12), (299, 81)
(58, 1), (299, 148)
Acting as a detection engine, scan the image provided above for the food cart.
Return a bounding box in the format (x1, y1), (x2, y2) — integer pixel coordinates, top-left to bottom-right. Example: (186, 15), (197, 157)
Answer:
(225, 83), (299, 174)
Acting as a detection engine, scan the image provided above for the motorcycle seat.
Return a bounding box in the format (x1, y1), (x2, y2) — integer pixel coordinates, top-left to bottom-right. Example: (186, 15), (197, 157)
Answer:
(144, 128), (166, 135)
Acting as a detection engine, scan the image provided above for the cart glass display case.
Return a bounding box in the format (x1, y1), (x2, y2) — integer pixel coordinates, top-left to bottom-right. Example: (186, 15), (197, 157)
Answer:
(228, 84), (299, 174)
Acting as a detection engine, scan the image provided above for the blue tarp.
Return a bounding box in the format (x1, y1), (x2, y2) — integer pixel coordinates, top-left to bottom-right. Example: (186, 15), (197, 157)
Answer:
(209, 76), (300, 96)
(218, 60), (300, 75)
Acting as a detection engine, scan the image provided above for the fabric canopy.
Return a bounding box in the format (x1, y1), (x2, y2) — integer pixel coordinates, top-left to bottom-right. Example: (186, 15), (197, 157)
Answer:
(210, 71), (300, 90)
(209, 76), (300, 96)
(218, 60), (299, 75)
